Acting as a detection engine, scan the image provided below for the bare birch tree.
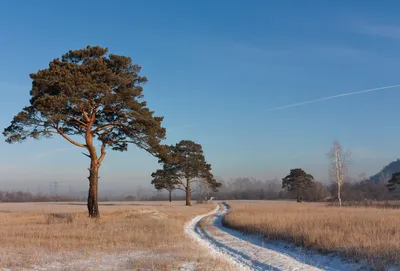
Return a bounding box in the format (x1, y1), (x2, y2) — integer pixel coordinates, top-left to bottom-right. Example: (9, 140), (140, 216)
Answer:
(327, 140), (350, 207)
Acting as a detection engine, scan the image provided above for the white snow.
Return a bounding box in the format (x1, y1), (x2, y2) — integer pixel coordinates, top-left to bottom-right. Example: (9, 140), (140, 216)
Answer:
(185, 202), (371, 271)
(178, 262), (196, 271)
(184, 204), (250, 271)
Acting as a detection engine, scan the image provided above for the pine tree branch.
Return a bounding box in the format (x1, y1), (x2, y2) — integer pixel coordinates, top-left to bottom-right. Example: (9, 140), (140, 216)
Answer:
(55, 127), (86, 148)
(92, 124), (116, 134)
(98, 142), (107, 164)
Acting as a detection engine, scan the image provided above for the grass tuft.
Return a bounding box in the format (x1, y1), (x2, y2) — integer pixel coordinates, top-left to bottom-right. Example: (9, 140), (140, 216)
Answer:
(43, 212), (74, 224)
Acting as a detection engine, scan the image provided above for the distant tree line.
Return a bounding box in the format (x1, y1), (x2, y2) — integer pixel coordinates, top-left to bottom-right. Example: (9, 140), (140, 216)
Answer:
(0, 191), (77, 202)
(205, 177), (331, 202)
(147, 175), (398, 202)
(1, 174), (397, 203)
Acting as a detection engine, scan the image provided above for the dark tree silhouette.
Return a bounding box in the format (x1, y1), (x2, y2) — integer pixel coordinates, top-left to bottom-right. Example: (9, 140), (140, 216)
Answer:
(387, 172), (400, 192)
(151, 169), (177, 202)
(151, 140), (221, 206)
(3, 46), (167, 218)
(282, 168), (314, 202)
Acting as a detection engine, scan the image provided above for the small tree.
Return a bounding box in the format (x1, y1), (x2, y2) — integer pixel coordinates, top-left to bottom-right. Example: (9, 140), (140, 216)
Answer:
(282, 168), (314, 202)
(387, 172), (400, 192)
(151, 140), (221, 206)
(327, 140), (350, 207)
(3, 46), (167, 218)
(151, 169), (177, 202)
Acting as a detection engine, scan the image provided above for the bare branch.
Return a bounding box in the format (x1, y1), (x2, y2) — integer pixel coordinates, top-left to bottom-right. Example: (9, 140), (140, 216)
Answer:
(116, 140), (161, 158)
(81, 152), (91, 158)
(92, 124), (116, 134)
(72, 117), (88, 127)
(98, 142), (107, 164)
(78, 106), (91, 123)
(55, 127), (86, 148)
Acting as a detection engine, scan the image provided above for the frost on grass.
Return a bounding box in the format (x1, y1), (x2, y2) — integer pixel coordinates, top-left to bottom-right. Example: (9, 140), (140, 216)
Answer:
(0, 202), (224, 270)
(178, 262), (196, 271)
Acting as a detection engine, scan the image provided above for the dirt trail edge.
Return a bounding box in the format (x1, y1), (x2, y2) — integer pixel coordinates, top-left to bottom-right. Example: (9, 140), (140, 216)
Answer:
(184, 202), (367, 271)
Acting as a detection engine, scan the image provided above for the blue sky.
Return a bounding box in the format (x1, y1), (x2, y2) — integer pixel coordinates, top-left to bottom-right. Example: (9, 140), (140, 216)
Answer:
(1, 1), (400, 193)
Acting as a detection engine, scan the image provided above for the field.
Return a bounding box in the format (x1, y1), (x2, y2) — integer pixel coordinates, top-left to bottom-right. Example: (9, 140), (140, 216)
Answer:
(0, 201), (232, 271)
(3, 200), (399, 270)
(223, 201), (400, 269)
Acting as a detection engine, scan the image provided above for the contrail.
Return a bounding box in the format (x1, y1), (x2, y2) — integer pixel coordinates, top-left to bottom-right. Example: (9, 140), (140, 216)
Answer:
(268, 84), (400, 111)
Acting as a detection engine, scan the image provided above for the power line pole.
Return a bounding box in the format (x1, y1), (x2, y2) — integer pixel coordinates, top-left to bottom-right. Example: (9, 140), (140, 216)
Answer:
(37, 184), (42, 195)
(50, 181), (59, 201)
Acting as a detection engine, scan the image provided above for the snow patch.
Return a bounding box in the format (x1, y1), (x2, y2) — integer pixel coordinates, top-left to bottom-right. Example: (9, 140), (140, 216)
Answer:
(184, 204), (250, 270)
(125, 209), (168, 220)
(178, 261), (196, 271)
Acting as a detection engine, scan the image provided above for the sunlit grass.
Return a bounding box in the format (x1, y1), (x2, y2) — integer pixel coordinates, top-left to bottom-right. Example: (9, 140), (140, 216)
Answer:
(224, 200), (400, 268)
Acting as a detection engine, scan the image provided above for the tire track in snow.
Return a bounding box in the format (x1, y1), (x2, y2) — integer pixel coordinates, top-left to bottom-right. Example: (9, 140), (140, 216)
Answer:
(185, 202), (366, 271)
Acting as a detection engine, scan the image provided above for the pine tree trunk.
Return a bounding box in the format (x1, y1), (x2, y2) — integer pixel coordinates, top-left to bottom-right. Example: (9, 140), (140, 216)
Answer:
(85, 131), (101, 218)
(297, 188), (301, 203)
(169, 190), (172, 202)
(87, 160), (100, 218)
(186, 179), (192, 206)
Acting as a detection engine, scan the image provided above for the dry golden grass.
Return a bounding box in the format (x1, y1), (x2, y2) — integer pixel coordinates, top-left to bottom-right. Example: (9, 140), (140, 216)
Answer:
(223, 200), (400, 268)
(0, 201), (234, 270)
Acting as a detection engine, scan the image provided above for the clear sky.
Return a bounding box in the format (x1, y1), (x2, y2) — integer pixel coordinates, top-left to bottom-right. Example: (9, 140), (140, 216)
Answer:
(1, 1), (400, 193)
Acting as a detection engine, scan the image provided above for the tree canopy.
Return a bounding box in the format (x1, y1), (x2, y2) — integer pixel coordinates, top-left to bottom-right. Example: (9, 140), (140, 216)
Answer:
(151, 168), (177, 192)
(3, 45), (167, 217)
(151, 140), (221, 206)
(282, 168), (314, 202)
(151, 168), (178, 202)
(3, 45), (166, 155)
(387, 172), (400, 191)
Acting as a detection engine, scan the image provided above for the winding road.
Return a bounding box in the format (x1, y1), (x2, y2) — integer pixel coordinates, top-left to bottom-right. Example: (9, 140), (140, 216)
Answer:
(185, 202), (365, 271)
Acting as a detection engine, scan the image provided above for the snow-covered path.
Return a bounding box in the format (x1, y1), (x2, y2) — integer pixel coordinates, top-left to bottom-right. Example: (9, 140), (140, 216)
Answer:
(185, 202), (366, 271)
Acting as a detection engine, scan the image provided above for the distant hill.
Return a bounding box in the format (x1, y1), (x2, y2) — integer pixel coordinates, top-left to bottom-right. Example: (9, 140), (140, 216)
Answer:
(370, 159), (400, 183)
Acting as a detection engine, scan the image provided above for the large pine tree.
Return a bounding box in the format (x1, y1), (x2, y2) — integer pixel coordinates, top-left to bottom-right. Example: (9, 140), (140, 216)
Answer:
(3, 46), (167, 217)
